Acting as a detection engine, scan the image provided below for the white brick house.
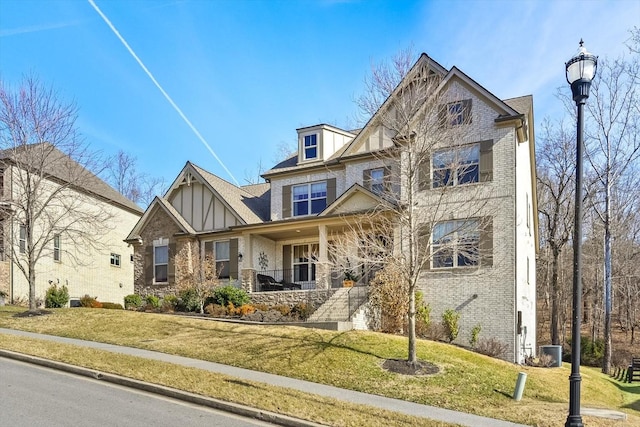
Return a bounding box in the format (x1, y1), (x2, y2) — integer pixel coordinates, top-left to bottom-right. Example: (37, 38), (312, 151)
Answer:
(126, 53), (538, 363)
(0, 144), (143, 305)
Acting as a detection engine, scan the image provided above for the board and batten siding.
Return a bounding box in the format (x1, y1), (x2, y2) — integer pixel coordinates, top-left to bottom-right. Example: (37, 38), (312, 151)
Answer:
(169, 181), (239, 231)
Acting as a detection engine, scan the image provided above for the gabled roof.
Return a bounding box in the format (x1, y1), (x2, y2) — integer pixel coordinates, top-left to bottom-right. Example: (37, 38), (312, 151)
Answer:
(263, 53), (529, 172)
(128, 161), (272, 241)
(0, 142), (143, 215)
(188, 163), (270, 224)
(320, 183), (391, 216)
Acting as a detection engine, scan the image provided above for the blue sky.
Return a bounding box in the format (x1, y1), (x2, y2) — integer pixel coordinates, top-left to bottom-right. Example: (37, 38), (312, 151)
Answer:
(1, 0), (638, 188)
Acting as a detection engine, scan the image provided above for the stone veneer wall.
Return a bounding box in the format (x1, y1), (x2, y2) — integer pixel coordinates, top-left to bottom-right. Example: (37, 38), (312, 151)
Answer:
(249, 288), (338, 310)
(134, 205), (184, 297)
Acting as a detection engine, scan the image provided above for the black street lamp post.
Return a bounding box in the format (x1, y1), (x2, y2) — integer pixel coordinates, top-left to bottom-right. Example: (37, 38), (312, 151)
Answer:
(564, 39), (597, 427)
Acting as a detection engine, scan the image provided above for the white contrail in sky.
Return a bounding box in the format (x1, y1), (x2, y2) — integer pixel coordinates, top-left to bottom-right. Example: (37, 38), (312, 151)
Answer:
(87, 0), (239, 185)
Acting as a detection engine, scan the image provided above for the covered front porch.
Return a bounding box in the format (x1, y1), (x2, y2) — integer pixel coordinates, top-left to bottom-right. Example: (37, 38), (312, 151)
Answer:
(237, 218), (381, 293)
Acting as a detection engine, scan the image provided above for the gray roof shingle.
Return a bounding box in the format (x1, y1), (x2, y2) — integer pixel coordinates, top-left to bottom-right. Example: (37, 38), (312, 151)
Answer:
(0, 143), (143, 215)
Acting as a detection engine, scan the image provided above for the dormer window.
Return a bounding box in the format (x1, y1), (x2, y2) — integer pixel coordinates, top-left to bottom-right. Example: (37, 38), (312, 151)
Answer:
(304, 134), (318, 160)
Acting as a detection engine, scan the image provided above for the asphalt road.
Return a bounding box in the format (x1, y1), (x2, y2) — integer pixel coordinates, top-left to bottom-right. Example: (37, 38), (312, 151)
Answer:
(0, 357), (276, 427)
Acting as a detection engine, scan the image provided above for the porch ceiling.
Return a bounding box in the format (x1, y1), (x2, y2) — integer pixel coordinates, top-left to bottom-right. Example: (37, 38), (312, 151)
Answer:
(258, 225), (319, 240)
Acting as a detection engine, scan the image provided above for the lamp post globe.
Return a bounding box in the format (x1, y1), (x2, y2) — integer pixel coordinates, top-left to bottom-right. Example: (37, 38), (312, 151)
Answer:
(564, 39), (597, 427)
(566, 39), (598, 102)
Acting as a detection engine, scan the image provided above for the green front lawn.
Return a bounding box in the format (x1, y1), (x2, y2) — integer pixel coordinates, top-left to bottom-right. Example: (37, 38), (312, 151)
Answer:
(0, 306), (637, 427)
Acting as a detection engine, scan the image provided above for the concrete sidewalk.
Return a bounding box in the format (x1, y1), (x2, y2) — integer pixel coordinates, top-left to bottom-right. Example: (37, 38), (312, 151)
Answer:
(1, 328), (529, 427)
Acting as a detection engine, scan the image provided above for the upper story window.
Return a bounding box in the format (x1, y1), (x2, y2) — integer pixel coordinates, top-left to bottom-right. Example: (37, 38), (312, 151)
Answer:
(364, 167), (392, 195)
(432, 219), (480, 268)
(303, 134), (318, 160)
(154, 243), (169, 283)
(110, 253), (121, 267)
(440, 99), (472, 127)
(369, 168), (385, 194)
(293, 181), (327, 216)
(433, 144), (479, 188)
(215, 240), (230, 279)
(53, 234), (61, 262)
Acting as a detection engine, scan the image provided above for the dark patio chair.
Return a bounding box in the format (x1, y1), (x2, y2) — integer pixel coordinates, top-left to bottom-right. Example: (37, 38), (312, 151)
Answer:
(256, 274), (301, 291)
(256, 274), (284, 291)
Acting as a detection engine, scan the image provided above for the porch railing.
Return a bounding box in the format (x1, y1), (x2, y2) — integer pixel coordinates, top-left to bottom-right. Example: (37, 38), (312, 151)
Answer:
(254, 266), (380, 293)
(347, 285), (369, 319)
(254, 269), (316, 292)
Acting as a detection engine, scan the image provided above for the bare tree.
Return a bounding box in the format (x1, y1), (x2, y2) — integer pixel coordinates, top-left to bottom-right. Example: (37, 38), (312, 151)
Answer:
(585, 47), (639, 374)
(536, 119), (576, 345)
(103, 149), (165, 208)
(0, 75), (114, 312)
(559, 38), (640, 373)
(610, 174), (640, 344)
(174, 240), (222, 313)
(628, 27), (640, 54)
(329, 49), (496, 364)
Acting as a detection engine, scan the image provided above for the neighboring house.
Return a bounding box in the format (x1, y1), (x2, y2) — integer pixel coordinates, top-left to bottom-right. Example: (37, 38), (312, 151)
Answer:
(0, 144), (144, 305)
(126, 53), (538, 363)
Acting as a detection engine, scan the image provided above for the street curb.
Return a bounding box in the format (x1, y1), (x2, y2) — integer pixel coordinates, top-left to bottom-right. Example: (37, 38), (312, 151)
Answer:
(0, 349), (326, 427)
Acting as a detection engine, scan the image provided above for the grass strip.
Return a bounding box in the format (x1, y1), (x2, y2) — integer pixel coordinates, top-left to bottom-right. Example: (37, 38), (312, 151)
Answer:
(0, 306), (637, 427)
(0, 334), (458, 427)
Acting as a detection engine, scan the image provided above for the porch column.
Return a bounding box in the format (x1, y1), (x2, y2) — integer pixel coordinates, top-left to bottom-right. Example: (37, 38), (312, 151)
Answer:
(242, 232), (254, 269)
(241, 232), (255, 293)
(317, 224), (330, 289)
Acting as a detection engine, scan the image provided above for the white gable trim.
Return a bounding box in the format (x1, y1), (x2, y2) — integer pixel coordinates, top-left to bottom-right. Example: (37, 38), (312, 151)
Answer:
(165, 162), (245, 227)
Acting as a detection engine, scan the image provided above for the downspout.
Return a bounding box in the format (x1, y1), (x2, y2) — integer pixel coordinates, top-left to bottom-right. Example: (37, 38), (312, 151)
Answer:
(513, 129), (519, 364)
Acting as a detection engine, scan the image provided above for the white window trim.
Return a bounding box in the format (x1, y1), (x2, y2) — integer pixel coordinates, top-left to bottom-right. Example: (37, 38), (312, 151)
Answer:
(153, 238), (169, 284)
(292, 243), (319, 283)
(53, 233), (61, 262)
(431, 219), (480, 269)
(432, 143), (480, 188)
(214, 240), (230, 279)
(369, 168), (385, 194)
(19, 224), (26, 254)
(301, 133), (320, 162)
(292, 181), (327, 217)
(110, 253), (121, 268)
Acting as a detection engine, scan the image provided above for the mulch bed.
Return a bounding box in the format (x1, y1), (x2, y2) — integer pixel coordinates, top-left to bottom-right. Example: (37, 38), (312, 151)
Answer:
(382, 358), (440, 376)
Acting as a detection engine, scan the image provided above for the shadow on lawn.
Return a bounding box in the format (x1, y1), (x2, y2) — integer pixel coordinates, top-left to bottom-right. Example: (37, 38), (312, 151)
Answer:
(195, 320), (389, 360)
(608, 380), (640, 411)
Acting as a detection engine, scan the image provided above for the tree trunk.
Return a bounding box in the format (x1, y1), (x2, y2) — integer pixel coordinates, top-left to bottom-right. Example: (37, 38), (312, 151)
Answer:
(602, 177), (612, 375)
(407, 287), (417, 364)
(550, 247), (561, 345)
(28, 260), (37, 312)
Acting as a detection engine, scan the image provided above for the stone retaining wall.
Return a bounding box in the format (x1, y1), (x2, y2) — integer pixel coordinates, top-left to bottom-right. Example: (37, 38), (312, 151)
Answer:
(250, 289), (338, 309)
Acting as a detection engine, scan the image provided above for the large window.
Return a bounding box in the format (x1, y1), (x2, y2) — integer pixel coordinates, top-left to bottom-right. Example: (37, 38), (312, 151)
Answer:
(293, 181), (327, 216)
(433, 144), (479, 188)
(154, 244), (169, 283)
(53, 234), (61, 262)
(215, 240), (230, 279)
(293, 243), (318, 282)
(432, 219), (479, 268)
(303, 134), (318, 160)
